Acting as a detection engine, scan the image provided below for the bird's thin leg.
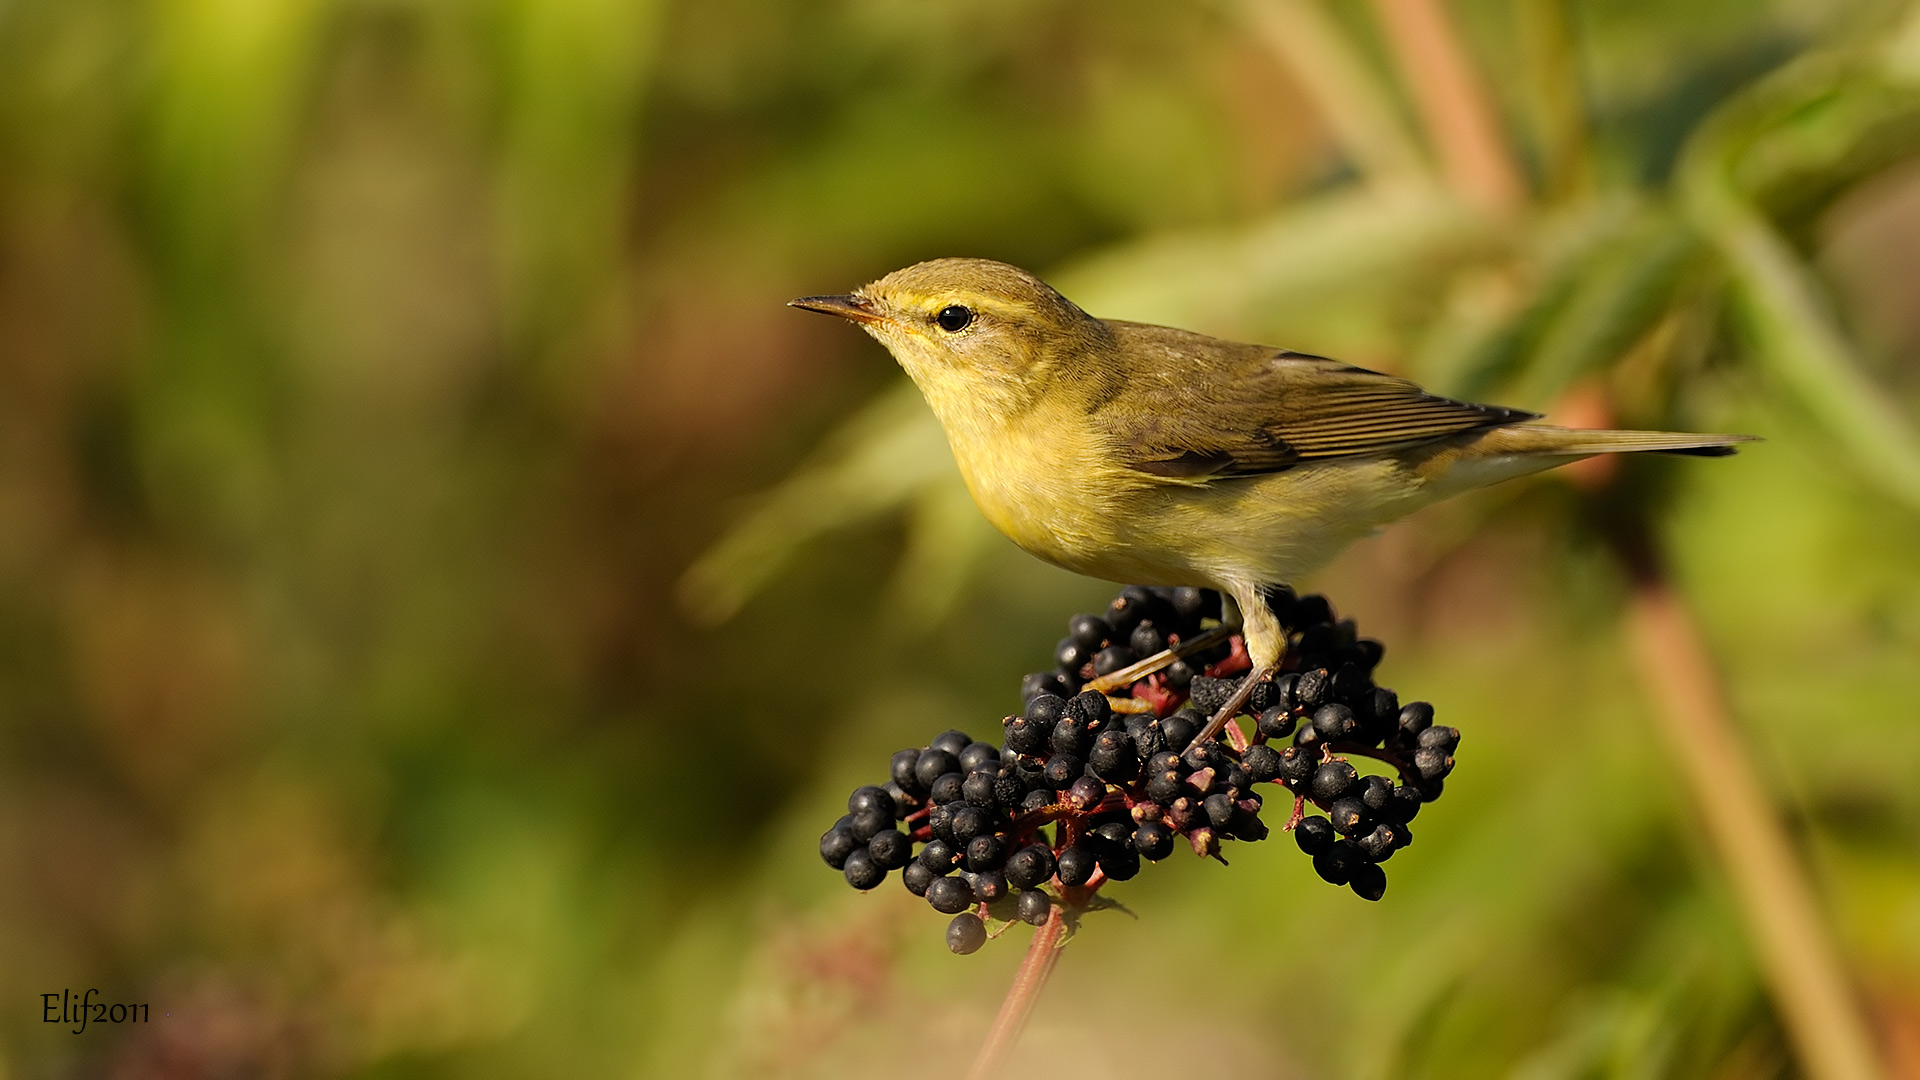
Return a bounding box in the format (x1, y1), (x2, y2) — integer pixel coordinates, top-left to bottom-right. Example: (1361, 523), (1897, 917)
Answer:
(1184, 662), (1276, 753)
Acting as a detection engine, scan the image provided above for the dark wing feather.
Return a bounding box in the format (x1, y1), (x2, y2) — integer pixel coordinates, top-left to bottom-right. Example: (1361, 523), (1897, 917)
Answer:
(1105, 339), (1535, 480)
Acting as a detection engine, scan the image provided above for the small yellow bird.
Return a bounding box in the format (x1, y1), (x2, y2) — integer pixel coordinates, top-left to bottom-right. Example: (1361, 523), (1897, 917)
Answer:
(792, 258), (1750, 741)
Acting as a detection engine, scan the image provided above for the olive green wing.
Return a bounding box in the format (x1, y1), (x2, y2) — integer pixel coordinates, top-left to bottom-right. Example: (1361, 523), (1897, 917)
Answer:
(1106, 348), (1536, 480)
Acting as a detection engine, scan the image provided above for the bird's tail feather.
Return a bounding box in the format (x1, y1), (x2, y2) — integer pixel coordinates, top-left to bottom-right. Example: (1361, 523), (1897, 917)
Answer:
(1487, 424), (1757, 458)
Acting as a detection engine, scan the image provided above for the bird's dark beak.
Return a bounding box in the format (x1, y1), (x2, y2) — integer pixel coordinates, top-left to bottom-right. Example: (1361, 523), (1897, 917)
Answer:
(788, 293), (884, 325)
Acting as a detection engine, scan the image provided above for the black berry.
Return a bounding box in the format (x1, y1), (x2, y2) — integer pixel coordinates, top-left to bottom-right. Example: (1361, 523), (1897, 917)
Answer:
(843, 848), (884, 890)
(926, 876), (974, 914)
(1017, 889), (1053, 926)
(947, 912), (987, 954)
(1004, 845), (1056, 889)
(820, 827), (857, 869)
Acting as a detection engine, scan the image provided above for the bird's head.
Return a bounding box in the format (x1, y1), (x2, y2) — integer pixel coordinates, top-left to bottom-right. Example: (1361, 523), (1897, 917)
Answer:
(790, 258), (1108, 414)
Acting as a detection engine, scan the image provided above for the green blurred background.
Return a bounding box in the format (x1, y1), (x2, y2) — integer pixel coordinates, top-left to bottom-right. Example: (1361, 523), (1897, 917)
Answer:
(2, 0), (1918, 1076)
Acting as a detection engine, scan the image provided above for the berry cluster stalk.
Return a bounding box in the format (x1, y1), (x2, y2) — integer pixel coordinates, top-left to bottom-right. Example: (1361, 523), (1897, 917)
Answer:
(965, 899), (1072, 1080)
(1628, 576), (1885, 1080)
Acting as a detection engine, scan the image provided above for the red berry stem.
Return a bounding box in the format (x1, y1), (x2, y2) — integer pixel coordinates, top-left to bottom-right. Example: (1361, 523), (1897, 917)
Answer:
(965, 888), (1083, 1080)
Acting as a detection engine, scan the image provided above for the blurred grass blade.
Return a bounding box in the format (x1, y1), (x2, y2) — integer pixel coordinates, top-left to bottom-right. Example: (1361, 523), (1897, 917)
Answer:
(1681, 42), (1920, 512)
(1236, 0), (1431, 192)
(677, 381), (955, 624)
(1056, 185), (1496, 336)
(1508, 207), (1701, 408)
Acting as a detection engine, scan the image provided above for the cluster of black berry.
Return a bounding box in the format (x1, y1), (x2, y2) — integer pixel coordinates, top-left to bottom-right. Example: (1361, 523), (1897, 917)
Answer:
(819, 585), (1458, 954)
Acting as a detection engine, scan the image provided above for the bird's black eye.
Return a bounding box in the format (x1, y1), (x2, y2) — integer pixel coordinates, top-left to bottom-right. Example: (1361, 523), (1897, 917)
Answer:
(935, 305), (973, 333)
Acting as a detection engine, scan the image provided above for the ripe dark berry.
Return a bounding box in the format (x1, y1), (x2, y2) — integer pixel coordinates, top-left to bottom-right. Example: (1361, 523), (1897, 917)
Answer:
(968, 870), (1009, 903)
(1065, 690), (1112, 728)
(1294, 815), (1336, 855)
(947, 912), (987, 954)
(1090, 729), (1140, 781)
(1365, 687), (1400, 730)
(1043, 754), (1084, 789)
(1017, 889), (1053, 926)
(1161, 710), (1200, 749)
(1051, 717), (1091, 757)
(1312, 839), (1363, 885)
(843, 848), (884, 890)
(930, 730), (972, 758)
(1256, 706), (1296, 741)
(918, 839), (959, 874)
(1004, 845), (1057, 889)
(1413, 747), (1453, 781)
(1129, 621), (1167, 657)
(891, 749), (925, 794)
(1278, 745), (1317, 786)
(959, 741), (1001, 774)
(1232, 812), (1270, 842)
(1173, 586), (1220, 623)
(881, 782), (915, 817)
(1417, 725), (1460, 752)
(1092, 646), (1135, 675)
(991, 768), (1026, 810)
(1294, 668), (1332, 709)
(1022, 671), (1076, 702)
(1098, 844), (1141, 881)
(1418, 777), (1445, 801)
(1056, 845), (1096, 887)
(1003, 715), (1048, 755)
(1068, 613), (1112, 650)
(1398, 701), (1434, 736)
(868, 829), (912, 870)
(1310, 760), (1358, 803)
(1066, 775), (1106, 811)
(1358, 774), (1394, 813)
(1020, 788), (1055, 814)
(1293, 593), (1333, 628)
(1164, 658), (1196, 689)
(1293, 723), (1323, 753)
(1329, 664), (1372, 704)
(902, 860), (935, 896)
(1311, 704), (1358, 743)
(1242, 743), (1283, 783)
(950, 806), (990, 845)
(1026, 693), (1069, 725)
(926, 875), (974, 914)
(1125, 716), (1166, 759)
(1145, 770), (1184, 803)
(820, 827), (858, 869)
(1204, 793), (1236, 830)
(963, 770), (998, 809)
(927, 803), (955, 845)
(929, 772), (965, 806)
(1383, 784), (1422, 824)
(1133, 821), (1175, 860)
(848, 805), (892, 842)
(1328, 798), (1369, 836)
(1056, 637), (1092, 674)
(1356, 823), (1398, 862)
(1188, 676), (1239, 717)
(848, 785), (890, 816)
(1349, 862), (1387, 901)
(1106, 587), (1153, 636)
(914, 749), (959, 791)
(965, 834), (1005, 872)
